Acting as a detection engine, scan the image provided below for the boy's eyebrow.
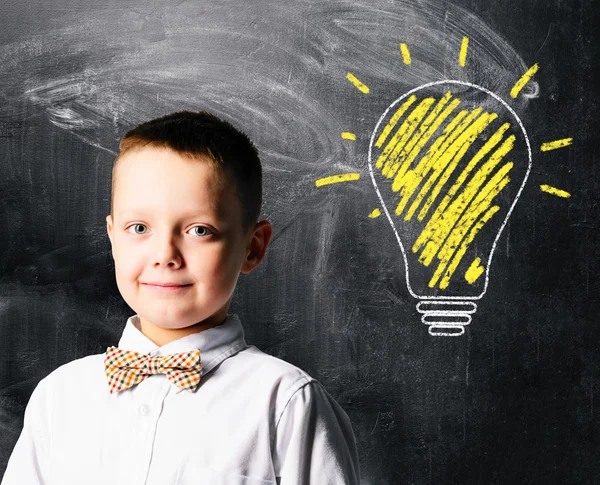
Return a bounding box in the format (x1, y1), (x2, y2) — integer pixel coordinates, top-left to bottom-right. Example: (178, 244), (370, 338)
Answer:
(117, 208), (219, 218)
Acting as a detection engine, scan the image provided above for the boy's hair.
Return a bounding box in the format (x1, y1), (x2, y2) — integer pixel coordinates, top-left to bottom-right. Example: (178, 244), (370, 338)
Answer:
(110, 110), (262, 234)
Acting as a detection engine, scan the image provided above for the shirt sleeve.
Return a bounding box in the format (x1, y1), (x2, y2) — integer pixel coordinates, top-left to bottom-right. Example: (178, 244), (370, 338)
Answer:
(273, 380), (360, 485)
(1, 377), (51, 485)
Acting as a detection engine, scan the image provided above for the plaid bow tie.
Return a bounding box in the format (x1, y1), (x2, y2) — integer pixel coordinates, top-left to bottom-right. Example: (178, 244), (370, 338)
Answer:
(104, 346), (203, 394)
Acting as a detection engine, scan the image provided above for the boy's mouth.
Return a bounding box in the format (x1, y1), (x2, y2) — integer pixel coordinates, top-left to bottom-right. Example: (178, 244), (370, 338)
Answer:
(142, 282), (193, 289)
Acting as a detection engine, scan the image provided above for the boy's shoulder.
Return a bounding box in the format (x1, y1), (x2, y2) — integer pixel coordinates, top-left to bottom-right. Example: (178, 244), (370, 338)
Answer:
(39, 352), (108, 395)
(234, 345), (314, 379)
(220, 344), (318, 396)
(222, 344), (327, 423)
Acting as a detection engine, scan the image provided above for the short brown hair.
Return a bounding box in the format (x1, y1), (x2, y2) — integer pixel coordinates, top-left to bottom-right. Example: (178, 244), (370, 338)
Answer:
(110, 110), (262, 234)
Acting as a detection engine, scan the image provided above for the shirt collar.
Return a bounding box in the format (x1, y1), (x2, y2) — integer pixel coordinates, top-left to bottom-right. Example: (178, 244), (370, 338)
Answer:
(117, 313), (247, 394)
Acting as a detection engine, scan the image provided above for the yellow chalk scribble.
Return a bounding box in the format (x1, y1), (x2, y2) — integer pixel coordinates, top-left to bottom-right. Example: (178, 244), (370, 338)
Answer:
(438, 206), (501, 289)
(409, 123), (512, 223)
(375, 95), (417, 149)
(341, 132), (357, 140)
(510, 63), (539, 98)
(378, 97), (437, 178)
(540, 184), (571, 198)
(368, 208), (381, 218)
(400, 43), (411, 64)
(346, 72), (370, 94)
(386, 92), (459, 187)
(371, 90), (518, 289)
(315, 173), (361, 187)
(465, 257), (485, 284)
(459, 36), (469, 67)
(422, 162), (511, 289)
(540, 138), (573, 151)
(412, 111), (499, 221)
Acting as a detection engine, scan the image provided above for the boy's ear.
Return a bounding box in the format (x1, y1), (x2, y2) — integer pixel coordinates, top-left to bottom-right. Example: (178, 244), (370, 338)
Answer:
(241, 220), (273, 274)
(106, 215), (114, 255)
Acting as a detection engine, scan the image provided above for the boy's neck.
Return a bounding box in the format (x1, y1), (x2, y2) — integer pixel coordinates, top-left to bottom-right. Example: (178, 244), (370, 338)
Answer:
(138, 316), (227, 347)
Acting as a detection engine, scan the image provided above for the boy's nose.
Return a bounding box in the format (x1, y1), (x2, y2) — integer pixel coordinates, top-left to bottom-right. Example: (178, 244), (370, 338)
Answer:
(153, 237), (183, 266)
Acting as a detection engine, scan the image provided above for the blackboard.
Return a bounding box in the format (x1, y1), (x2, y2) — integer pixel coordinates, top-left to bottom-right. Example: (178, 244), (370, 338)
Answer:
(1, 0), (598, 483)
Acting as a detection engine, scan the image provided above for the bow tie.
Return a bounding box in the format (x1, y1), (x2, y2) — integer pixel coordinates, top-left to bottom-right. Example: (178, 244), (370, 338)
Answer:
(104, 346), (203, 394)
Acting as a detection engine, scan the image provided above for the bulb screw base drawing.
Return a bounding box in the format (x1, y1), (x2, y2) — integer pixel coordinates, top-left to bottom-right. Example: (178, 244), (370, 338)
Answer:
(416, 300), (478, 336)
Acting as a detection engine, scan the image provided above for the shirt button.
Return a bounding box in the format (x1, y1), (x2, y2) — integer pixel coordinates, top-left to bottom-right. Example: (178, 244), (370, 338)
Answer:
(139, 404), (150, 416)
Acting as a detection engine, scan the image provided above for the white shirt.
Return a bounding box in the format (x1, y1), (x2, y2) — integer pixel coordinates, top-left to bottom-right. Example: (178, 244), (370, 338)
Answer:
(2, 313), (360, 485)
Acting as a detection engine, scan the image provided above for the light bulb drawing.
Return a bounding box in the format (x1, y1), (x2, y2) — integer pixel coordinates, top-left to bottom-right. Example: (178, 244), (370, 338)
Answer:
(367, 80), (531, 336)
(314, 39), (573, 338)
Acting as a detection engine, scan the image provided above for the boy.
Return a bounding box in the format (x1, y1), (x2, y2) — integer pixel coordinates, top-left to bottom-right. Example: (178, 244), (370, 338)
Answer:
(1, 111), (360, 484)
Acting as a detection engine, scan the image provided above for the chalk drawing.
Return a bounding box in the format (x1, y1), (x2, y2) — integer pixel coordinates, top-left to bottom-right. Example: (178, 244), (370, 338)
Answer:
(346, 72), (370, 94)
(314, 30), (574, 336)
(315, 173), (361, 187)
(367, 80), (532, 336)
(540, 184), (571, 198)
(459, 36), (469, 67)
(368, 208), (382, 219)
(400, 43), (411, 65)
(510, 63), (540, 98)
(541, 138), (573, 151)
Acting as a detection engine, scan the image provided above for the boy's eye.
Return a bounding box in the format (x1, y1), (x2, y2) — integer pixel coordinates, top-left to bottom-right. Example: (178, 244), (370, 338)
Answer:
(126, 224), (213, 237)
(129, 224), (147, 235)
(190, 226), (213, 237)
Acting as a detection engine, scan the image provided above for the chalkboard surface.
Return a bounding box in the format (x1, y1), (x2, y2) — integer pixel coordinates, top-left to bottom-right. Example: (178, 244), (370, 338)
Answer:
(1, 0), (598, 483)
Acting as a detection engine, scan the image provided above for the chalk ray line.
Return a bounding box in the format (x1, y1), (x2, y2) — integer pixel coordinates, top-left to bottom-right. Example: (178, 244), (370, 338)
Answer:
(540, 138), (572, 151)
(459, 36), (469, 67)
(315, 173), (361, 186)
(540, 184), (571, 198)
(510, 63), (539, 98)
(400, 43), (411, 64)
(346, 72), (370, 94)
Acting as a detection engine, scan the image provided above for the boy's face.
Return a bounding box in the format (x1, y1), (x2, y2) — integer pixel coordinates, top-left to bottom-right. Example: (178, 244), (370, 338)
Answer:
(106, 145), (271, 345)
